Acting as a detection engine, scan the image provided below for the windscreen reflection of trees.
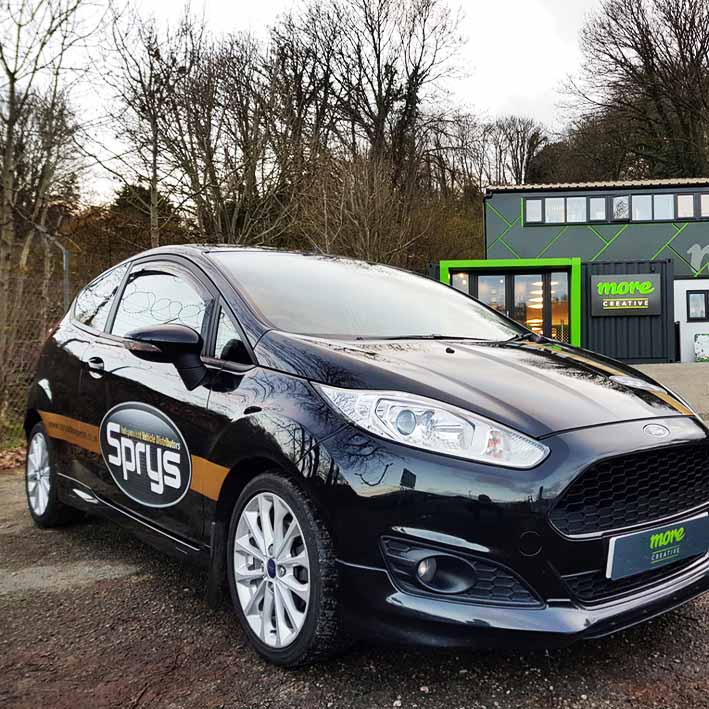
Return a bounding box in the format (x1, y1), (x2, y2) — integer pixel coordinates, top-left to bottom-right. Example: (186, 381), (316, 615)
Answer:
(111, 273), (207, 336)
(216, 253), (522, 340)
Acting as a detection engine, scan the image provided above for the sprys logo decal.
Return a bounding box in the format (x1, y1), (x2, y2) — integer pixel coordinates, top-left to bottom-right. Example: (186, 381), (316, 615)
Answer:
(99, 403), (192, 508)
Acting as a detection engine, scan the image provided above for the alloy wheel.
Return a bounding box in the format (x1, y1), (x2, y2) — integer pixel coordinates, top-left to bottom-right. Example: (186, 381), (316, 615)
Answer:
(27, 432), (51, 516)
(233, 491), (311, 648)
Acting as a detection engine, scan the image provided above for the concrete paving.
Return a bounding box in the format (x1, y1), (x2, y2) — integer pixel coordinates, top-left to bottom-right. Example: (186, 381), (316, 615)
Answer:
(2, 468), (708, 709)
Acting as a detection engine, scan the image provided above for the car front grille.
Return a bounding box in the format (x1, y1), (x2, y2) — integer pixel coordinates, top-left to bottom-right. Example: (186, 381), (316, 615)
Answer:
(562, 555), (704, 605)
(550, 443), (709, 537)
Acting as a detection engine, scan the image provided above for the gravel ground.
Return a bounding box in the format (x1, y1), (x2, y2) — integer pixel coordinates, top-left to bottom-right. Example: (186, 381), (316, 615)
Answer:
(1, 468), (708, 709)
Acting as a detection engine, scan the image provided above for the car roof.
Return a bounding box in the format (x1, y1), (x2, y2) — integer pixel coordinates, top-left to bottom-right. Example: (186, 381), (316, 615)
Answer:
(131, 244), (318, 259)
(124, 245), (409, 274)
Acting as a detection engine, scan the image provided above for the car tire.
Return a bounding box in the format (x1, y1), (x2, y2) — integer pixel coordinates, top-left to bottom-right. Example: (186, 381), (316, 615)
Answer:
(226, 471), (348, 666)
(25, 423), (81, 528)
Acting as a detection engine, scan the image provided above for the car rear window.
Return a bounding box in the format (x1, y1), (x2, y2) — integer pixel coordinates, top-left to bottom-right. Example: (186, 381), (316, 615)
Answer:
(210, 251), (523, 341)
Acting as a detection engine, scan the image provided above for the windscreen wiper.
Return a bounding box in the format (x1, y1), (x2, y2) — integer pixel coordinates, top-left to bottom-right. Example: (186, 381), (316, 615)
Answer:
(505, 332), (544, 343)
(372, 335), (489, 341)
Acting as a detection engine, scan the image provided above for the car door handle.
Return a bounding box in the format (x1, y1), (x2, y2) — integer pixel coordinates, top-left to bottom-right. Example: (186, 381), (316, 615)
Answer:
(86, 356), (105, 377)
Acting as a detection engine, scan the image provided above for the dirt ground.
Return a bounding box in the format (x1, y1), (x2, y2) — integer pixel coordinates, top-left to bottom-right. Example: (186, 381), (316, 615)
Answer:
(1, 468), (708, 709)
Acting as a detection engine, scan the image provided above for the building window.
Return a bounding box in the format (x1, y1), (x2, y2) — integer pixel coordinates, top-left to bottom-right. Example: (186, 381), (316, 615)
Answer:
(525, 199), (542, 223)
(653, 194), (674, 220)
(701, 194), (709, 218)
(544, 197), (565, 223)
(566, 197), (586, 223)
(632, 194), (652, 221)
(677, 194), (695, 219)
(687, 290), (709, 321)
(612, 196), (629, 221)
(550, 271), (570, 343)
(589, 197), (606, 221)
(519, 190), (709, 225)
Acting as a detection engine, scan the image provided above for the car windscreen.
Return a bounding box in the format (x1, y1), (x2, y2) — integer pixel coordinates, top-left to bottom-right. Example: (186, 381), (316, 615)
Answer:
(210, 251), (525, 341)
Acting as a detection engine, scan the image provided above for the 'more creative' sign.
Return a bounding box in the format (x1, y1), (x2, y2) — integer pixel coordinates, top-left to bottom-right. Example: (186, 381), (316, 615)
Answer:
(591, 274), (662, 317)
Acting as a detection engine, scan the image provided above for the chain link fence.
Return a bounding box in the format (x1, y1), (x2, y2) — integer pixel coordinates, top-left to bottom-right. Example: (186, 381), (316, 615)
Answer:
(0, 227), (152, 449)
(0, 237), (114, 448)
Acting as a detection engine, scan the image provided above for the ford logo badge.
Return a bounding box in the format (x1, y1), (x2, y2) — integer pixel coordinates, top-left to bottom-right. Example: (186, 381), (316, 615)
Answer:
(643, 423), (670, 439)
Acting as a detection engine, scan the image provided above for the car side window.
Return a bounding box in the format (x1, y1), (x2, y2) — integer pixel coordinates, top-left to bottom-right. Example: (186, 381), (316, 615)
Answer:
(74, 263), (128, 331)
(214, 307), (251, 364)
(111, 265), (212, 338)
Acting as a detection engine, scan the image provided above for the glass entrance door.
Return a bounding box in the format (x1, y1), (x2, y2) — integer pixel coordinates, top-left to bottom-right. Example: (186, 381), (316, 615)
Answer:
(470, 270), (570, 343)
(513, 274), (545, 336)
(549, 271), (570, 342)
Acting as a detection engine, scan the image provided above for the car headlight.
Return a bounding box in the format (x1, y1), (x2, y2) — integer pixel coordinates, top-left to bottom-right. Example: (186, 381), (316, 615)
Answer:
(315, 384), (549, 469)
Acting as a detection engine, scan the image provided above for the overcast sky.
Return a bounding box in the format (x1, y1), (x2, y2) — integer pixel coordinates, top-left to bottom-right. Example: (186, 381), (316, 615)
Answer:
(136, 0), (600, 128)
(83, 0), (601, 202)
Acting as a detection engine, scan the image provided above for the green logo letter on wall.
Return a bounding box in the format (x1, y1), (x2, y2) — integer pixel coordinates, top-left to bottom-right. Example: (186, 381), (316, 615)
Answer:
(596, 280), (656, 296)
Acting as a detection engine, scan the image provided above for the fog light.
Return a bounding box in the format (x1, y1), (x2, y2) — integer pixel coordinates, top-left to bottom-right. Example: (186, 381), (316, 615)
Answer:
(416, 557), (437, 584)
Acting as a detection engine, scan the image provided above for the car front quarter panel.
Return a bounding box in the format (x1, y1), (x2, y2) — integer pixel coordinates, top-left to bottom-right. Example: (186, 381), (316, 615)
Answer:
(204, 366), (348, 502)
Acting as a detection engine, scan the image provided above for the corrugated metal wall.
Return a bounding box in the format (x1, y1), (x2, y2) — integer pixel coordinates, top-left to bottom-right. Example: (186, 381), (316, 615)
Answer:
(581, 260), (675, 363)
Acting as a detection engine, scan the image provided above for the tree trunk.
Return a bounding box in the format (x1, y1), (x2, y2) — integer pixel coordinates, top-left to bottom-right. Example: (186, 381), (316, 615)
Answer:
(150, 118), (160, 248)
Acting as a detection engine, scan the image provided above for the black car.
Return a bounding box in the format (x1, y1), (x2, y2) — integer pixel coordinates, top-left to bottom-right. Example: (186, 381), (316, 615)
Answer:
(25, 246), (709, 666)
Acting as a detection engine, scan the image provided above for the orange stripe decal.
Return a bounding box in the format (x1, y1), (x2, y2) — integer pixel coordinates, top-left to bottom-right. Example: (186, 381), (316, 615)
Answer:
(38, 410), (230, 500)
(39, 410), (101, 454)
(191, 456), (230, 501)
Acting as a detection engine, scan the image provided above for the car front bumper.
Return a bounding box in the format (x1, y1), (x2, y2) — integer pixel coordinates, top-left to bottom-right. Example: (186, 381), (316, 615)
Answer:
(309, 414), (709, 649)
(336, 553), (709, 648)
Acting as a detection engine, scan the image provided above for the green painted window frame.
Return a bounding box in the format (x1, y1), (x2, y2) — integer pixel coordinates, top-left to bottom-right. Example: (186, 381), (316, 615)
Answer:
(439, 258), (582, 348)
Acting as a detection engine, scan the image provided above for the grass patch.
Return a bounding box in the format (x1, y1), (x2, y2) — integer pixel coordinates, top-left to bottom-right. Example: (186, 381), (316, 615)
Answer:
(0, 431), (25, 451)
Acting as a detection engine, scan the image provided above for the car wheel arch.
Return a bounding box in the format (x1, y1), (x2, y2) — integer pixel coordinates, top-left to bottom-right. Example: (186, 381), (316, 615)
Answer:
(24, 409), (41, 439)
(214, 455), (278, 524)
(207, 452), (340, 610)
(213, 452), (334, 526)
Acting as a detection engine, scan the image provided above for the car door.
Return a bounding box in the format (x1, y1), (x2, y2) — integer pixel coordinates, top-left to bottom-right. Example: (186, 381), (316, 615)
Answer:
(84, 257), (220, 544)
(66, 262), (130, 488)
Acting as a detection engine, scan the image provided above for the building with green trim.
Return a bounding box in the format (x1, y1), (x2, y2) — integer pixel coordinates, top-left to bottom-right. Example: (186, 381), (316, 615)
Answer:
(440, 179), (709, 363)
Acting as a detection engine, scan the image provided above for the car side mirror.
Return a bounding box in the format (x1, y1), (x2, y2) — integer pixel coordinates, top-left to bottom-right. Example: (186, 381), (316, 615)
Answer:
(124, 324), (208, 391)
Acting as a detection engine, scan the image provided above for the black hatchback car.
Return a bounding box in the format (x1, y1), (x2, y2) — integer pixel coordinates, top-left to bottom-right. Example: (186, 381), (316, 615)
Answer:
(25, 246), (709, 665)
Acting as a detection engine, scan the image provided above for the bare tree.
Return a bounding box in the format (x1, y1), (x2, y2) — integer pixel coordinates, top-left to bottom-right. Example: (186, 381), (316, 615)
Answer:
(527, 112), (635, 183)
(497, 115), (546, 184)
(1, 0), (80, 329)
(575, 0), (709, 176)
(88, 8), (192, 247)
(95, 0), (468, 253)
(328, 0), (460, 178)
(296, 155), (428, 263)
(0, 0), (89, 431)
